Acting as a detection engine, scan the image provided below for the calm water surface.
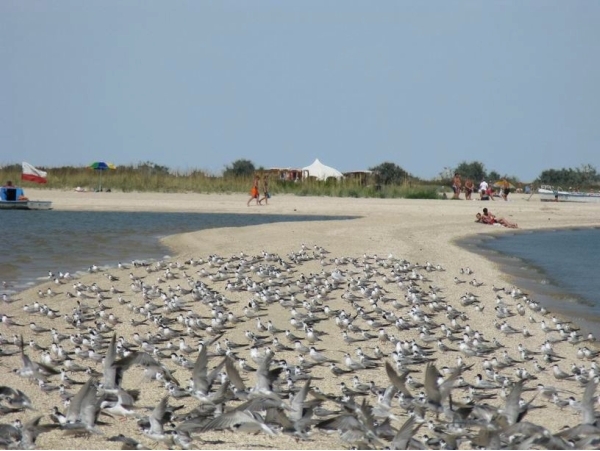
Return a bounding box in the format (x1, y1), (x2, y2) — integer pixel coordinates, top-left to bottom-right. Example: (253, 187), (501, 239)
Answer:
(0, 210), (355, 294)
(459, 227), (600, 336)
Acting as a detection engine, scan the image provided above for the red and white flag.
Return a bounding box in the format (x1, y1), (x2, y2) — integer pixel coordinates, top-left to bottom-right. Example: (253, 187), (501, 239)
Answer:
(21, 162), (48, 184)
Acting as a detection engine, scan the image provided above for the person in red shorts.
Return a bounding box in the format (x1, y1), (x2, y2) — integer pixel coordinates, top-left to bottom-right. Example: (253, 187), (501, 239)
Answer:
(247, 174), (260, 207)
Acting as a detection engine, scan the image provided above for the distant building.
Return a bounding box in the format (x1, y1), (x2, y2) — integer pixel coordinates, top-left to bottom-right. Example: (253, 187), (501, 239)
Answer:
(265, 167), (306, 181)
(343, 170), (377, 186)
(266, 163), (378, 185)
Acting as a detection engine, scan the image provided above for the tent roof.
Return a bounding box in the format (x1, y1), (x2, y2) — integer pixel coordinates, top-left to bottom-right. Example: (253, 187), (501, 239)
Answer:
(302, 159), (344, 181)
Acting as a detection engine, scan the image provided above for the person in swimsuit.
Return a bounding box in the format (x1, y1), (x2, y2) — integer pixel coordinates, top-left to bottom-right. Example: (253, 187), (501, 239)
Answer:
(258, 174), (270, 205)
(464, 179), (474, 200)
(452, 173), (462, 199)
(247, 174), (260, 207)
(501, 179), (510, 201)
(481, 208), (518, 228)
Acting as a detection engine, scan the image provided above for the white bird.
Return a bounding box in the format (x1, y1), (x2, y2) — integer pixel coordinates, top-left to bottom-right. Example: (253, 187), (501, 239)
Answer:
(309, 347), (336, 364)
(552, 364), (574, 380)
(100, 389), (140, 418)
(343, 353), (365, 371)
(473, 374), (500, 390)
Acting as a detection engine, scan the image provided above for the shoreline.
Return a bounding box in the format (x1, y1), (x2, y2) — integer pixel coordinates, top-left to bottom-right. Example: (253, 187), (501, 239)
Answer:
(3, 189), (600, 449)
(455, 227), (600, 338)
(22, 188), (600, 328)
(8, 204), (599, 341)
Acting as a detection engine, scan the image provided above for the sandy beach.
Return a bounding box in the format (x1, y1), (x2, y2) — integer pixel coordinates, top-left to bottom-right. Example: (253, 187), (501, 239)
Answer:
(2, 189), (600, 449)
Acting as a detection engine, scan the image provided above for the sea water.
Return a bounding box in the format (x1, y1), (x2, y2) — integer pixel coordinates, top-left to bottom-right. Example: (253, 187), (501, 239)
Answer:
(460, 227), (600, 337)
(0, 210), (355, 294)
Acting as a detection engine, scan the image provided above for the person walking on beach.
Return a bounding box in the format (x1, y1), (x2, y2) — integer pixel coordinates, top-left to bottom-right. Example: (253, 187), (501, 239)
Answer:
(501, 179), (511, 201)
(452, 173), (462, 199)
(247, 174), (260, 207)
(258, 174), (270, 205)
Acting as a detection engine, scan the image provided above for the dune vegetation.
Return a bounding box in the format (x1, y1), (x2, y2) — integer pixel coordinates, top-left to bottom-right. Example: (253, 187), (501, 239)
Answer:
(0, 162), (441, 199)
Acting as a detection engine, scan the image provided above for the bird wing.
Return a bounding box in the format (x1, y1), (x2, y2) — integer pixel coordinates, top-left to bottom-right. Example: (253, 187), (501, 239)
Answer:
(385, 362), (412, 398)
(225, 357), (247, 391)
(20, 415), (58, 449)
(424, 363), (442, 406)
(192, 345), (209, 394)
(503, 380), (523, 426)
(201, 410), (274, 435)
(381, 384), (398, 406)
(357, 398), (376, 434)
(315, 413), (361, 432)
(390, 416), (420, 450)
(14, 388), (33, 409)
(113, 351), (179, 386)
(580, 379), (597, 425)
(254, 353), (275, 392)
(207, 357), (227, 390)
(149, 396), (169, 435)
(290, 377), (311, 422)
(117, 388), (136, 407)
(79, 383), (100, 428)
(66, 377), (95, 423)
(19, 335), (35, 372)
(0, 386), (18, 398)
(235, 396), (287, 413)
(102, 334), (118, 390)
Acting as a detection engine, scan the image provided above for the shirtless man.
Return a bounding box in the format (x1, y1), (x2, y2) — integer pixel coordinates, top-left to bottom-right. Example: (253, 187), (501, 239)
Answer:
(481, 208), (518, 228)
(501, 179), (510, 201)
(258, 175), (270, 205)
(464, 179), (474, 200)
(452, 173), (462, 199)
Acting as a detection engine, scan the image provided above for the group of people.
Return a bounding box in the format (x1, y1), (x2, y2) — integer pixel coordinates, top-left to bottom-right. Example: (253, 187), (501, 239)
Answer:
(247, 174), (270, 206)
(475, 207), (518, 228)
(452, 174), (519, 228)
(452, 173), (511, 201)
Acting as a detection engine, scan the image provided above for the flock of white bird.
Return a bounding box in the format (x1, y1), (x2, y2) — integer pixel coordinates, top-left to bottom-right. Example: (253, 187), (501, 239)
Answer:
(0, 244), (599, 449)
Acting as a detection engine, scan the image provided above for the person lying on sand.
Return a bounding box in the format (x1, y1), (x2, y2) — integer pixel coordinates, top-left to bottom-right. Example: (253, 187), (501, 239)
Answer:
(476, 211), (518, 229)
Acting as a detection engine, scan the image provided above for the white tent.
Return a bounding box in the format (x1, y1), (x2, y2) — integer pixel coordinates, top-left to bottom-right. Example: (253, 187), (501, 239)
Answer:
(302, 158), (344, 181)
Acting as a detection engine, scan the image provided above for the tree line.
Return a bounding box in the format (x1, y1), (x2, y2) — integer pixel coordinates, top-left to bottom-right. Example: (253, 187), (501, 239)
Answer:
(223, 159), (600, 189)
(439, 161), (600, 189)
(3, 160), (599, 189)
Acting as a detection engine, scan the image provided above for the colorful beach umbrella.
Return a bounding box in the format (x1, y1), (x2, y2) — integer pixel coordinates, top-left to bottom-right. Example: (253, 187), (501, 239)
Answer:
(89, 162), (116, 171)
(493, 180), (515, 189)
(89, 162), (116, 191)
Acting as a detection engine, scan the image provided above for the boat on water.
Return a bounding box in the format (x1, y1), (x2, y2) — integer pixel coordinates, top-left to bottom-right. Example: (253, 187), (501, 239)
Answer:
(0, 199), (53, 210)
(0, 184), (52, 210)
(538, 185), (600, 203)
(0, 163), (53, 210)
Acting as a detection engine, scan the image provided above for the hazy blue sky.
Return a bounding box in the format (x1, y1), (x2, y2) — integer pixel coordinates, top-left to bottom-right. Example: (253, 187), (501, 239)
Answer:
(2, 1), (599, 181)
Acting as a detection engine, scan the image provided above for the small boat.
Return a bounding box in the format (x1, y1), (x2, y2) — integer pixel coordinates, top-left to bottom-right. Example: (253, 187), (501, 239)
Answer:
(538, 185), (600, 203)
(0, 199), (53, 210)
(0, 185), (52, 210)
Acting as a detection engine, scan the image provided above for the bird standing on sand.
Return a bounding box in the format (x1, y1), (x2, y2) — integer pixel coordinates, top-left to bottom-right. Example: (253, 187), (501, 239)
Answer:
(553, 364), (574, 380)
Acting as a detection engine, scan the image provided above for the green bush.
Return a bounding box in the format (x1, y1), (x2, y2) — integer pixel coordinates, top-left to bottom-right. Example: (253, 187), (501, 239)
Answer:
(0, 165), (442, 200)
(404, 188), (439, 199)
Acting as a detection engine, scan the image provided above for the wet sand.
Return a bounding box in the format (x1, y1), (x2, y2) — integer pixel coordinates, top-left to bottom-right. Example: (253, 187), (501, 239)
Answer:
(2, 189), (600, 449)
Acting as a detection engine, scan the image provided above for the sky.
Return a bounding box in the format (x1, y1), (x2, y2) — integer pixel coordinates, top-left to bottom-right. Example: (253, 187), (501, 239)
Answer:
(2, 1), (599, 181)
